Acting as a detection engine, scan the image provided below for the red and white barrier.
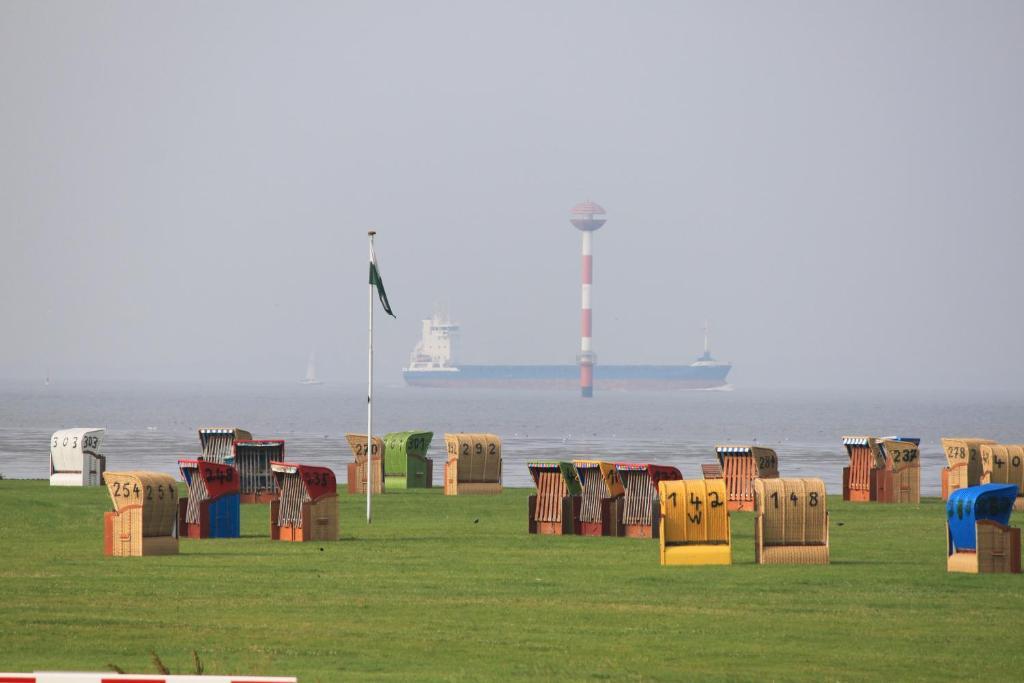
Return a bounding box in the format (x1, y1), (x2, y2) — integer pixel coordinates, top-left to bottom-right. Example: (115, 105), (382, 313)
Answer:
(0, 675), (295, 683)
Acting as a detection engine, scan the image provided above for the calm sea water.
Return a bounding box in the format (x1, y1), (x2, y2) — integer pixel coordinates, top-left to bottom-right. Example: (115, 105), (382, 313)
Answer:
(2, 380), (1022, 495)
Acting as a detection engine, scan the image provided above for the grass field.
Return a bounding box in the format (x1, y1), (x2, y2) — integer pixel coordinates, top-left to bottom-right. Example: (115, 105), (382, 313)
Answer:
(1, 481), (1022, 682)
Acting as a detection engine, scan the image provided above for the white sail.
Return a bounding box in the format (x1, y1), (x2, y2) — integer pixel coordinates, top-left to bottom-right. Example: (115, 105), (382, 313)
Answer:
(300, 350), (323, 385)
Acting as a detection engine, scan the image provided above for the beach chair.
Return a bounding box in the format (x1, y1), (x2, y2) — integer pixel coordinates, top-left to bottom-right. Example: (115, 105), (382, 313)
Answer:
(615, 463), (683, 538)
(49, 428), (106, 486)
(232, 439), (283, 503)
(572, 459), (625, 536)
(528, 461), (582, 535)
(658, 478), (731, 565)
(842, 436), (881, 502)
(383, 431), (434, 489)
(981, 444), (1024, 511)
(345, 433), (385, 494)
(946, 483), (1020, 574)
(701, 463), (723, 479)
(444, 433), (502, 495)
(941, 438), (996, 500)
(876, 438), (921, 504)
(103, 471), (179, 557)
(177, 459), (240, 538)
(198, 427), (252, 463)
(270, 462), (338, 542)
(753, 478), (829, 564)
(716, 445), (779, 511)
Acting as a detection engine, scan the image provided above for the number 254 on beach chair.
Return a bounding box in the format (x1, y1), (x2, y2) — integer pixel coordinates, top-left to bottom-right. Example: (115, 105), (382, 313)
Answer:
(103, 471), (179, 557)
(658, 479), (731, 565)
(947, 483), (1021, 574)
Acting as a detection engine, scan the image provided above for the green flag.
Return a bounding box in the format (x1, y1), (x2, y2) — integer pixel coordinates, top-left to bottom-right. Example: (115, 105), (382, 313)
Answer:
(369, 243), (395, 318)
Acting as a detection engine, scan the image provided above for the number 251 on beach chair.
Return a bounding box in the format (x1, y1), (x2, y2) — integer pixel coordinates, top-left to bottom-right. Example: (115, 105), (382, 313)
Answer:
(658, 479), (731, 565)
(947, 483), (1021, 574)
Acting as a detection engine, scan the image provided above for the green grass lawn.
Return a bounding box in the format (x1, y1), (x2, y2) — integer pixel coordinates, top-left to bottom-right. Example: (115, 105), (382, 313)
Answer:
(1, 480), (1022, 682)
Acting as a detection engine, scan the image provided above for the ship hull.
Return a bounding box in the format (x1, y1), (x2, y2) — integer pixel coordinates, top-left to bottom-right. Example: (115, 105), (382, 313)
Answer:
(403, 364), (731, 390)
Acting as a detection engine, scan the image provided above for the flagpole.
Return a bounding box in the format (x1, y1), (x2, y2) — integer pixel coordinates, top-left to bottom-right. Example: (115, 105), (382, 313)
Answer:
(367, 230), (375, 524)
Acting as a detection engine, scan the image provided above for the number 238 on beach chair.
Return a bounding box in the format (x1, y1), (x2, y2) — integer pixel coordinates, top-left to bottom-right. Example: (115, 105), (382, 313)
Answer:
(177, 459), (240, 539)
(270, 462), (338, 543)
(715, 445), (779, 511)
(528, 461), (583, 535)
(572, 459), (625, 537)
(658, 479), (731, 565)
(753, 478), (829, 565)
(946, 483), (1021, 574)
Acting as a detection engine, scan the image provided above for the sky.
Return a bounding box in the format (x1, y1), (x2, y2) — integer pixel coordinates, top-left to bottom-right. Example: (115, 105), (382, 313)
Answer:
(1, 1), (1022, 390)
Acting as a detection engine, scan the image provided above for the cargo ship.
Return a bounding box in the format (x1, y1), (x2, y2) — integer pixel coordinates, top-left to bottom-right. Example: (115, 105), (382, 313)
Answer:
(402, 313), (731, 390)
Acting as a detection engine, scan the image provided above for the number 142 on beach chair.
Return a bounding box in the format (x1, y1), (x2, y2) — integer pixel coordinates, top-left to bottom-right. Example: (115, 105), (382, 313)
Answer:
(658, 479), (731, 565)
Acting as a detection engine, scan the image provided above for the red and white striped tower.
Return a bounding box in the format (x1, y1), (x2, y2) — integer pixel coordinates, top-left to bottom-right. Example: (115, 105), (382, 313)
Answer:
(570, 201), (607, 398)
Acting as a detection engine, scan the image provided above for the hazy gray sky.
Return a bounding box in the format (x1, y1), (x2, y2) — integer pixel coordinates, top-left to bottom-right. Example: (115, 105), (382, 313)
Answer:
(2, 1), (1022, 389)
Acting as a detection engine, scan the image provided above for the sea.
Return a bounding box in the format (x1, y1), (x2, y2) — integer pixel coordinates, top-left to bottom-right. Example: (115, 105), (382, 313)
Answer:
(3, 380), (1022, 495)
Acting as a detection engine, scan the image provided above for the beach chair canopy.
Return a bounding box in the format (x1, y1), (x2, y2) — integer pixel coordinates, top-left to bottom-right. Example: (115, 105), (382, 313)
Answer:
(947, 484), (1018, 551)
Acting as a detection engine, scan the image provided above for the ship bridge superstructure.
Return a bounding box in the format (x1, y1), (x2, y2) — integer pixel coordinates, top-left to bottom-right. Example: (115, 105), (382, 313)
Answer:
(406, 311), (460, 371)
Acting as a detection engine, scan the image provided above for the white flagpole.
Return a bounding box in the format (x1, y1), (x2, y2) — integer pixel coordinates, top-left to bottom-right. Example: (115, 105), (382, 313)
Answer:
(366, 230), (375, 523)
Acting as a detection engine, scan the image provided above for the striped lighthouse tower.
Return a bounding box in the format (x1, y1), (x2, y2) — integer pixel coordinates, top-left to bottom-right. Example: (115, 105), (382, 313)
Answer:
(570, 201), (607, 398)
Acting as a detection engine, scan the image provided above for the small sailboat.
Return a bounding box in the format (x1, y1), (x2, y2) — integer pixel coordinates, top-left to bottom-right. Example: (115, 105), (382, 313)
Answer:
(300, 351), (324, 385)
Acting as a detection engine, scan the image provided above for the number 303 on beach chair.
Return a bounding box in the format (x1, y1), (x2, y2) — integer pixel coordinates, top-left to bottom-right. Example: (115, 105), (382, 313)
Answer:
(658, 479), (731, 565)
